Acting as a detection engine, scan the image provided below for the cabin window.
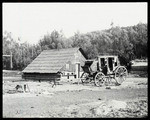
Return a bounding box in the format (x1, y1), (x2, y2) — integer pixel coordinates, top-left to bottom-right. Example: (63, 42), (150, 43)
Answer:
(66, 64), (69, 71)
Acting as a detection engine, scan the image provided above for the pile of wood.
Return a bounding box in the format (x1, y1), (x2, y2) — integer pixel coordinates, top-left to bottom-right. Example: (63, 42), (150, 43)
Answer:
(131, 59), (147, 71)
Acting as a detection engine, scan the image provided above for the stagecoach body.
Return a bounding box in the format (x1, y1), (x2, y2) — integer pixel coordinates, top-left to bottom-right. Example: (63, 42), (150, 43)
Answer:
(81, 55), (128, 86)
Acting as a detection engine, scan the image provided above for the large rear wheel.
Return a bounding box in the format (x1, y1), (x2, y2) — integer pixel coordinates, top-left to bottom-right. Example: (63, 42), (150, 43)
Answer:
(94, 72), (105, 87)
(115, 66), (128, 85)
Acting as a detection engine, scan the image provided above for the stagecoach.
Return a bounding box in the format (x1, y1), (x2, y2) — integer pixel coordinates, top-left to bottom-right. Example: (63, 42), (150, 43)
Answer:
(80, 54), (128, 86)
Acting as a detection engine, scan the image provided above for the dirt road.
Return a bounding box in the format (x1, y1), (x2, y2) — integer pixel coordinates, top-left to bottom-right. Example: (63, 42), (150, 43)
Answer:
(3, 77), (148, 118)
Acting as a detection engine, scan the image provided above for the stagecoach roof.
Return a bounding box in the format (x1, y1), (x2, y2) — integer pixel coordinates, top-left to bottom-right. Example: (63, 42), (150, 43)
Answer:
(99, 53), (118, 56)
(98, 55), (118, 58)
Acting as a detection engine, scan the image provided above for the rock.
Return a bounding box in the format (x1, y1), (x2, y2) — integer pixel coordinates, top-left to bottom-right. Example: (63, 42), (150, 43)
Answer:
(108, 100), (127, 109)
(66, 105), (80, 115)
(92, 100), (127, 116)
(42, 91), (50, 95)
(94, 104), (111, 116)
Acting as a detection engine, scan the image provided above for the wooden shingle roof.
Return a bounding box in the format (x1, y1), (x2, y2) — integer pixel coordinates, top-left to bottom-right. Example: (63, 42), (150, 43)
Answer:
(22, 47), (87, 73)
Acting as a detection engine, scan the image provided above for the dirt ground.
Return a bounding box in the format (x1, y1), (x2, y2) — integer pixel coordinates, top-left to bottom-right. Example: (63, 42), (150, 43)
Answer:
(3, 72), (148, 118)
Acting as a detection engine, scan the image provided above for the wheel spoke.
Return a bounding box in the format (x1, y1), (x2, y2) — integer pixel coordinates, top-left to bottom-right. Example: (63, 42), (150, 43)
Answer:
(94, 72), (105, 87)
(81, 73), (91, 83)
(115, 66), (128, 85)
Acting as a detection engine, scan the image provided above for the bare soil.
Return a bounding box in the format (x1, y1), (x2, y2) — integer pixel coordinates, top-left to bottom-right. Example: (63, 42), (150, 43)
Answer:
(3, 71), (148, 118)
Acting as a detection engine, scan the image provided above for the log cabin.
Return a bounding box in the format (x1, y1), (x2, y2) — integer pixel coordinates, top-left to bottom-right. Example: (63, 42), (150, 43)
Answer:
(22, 47), (87, 81)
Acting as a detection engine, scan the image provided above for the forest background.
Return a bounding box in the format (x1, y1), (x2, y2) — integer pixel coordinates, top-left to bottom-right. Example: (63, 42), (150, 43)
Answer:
(3, 23), (147, 70)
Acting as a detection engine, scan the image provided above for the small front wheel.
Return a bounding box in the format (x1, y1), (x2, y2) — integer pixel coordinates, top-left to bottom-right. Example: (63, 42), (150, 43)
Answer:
(81, 72), (91, 83)
(94, 72), (105, 87)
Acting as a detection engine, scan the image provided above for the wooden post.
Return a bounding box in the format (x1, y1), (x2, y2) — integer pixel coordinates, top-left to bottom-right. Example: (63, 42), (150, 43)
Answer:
(67, 73), (69, 79)
(98, 57), (101, 70)
(76, 62), (80, 85)
(10, 51), (13, 70)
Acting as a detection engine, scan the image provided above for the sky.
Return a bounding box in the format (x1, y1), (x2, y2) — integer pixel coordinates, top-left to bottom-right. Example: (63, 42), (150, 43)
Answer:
(3, 2), (147, 45)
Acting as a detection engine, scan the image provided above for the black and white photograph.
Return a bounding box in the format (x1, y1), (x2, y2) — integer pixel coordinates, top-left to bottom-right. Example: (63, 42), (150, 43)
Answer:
(2, 2), (148, 118)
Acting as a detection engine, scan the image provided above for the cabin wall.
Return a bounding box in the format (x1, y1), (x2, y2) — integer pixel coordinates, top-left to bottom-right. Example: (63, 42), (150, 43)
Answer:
(22, 49), (87, 80)
(61, 61), (75, 73)
(74, 49), (86, 67)
(60, 49), (86, 78)
(22, 73), (61, 81)
(90, 59), (98, 72)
